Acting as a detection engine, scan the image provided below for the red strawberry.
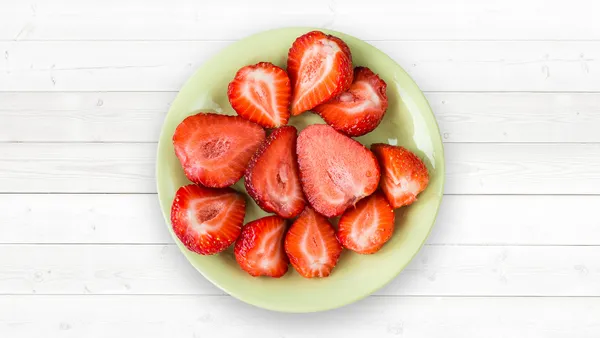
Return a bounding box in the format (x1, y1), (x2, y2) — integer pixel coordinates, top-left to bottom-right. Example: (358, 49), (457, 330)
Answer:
(371, 144), (429, 208)
(171, 184), (246, 255)
(296, 124), (380, 217)
(287, 31), (353, 116)
(234, 215), (289, 277)
(314, 67), (388, 137)
(337, 192), (395, 254)
(284, 207), (342, 278)
(245, 126), (306, 218)
(228, 62), (291, 128)
(172, 113), (265, 188)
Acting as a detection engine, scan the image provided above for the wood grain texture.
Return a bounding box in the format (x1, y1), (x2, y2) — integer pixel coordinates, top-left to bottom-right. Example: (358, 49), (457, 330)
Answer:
(1, 41), (599, 91)
(3, 92), (600, 142)
(444, 143), (600, 194)
(0, 0), (599, 41)
(430, 92), (600, 143)
(0, 92), (172, 142)
(2, 143), (600, 194)
(0, 244), (598, 296)
(0, 143), (156, 193)
(1, 296), (599, 338)
(2, 194), (600, 245)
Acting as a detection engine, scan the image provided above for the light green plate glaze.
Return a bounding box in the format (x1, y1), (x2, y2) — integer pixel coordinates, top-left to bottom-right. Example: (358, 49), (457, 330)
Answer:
(156, 27), (445, 313)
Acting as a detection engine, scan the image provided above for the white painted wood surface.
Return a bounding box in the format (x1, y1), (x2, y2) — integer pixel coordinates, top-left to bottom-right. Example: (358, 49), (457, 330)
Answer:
(1, 1), (599, 337)
(2, 41), (600, 92)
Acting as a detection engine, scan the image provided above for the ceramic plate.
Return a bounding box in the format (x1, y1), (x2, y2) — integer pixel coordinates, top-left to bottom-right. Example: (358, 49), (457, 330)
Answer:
(156, 27), (445, 313)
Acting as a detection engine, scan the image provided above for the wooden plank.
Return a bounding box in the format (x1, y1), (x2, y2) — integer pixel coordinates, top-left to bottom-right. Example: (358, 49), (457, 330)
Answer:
(2, 194), (600, 245)
(2, 41), (600, 91)
(2, 143), (600, 194)
(3, 92), (600, 142)
(0, 194), (167, 244)
(1, 0), (599, 41)
(444, 143), (600, 194)
(0, 143), (156, 193)
(429, 195), (600, 245)
(430, 92), (600, 143)
(0, 245), (598, 296)
(0, 92), (173, 142)
(0, 295), (598, 337)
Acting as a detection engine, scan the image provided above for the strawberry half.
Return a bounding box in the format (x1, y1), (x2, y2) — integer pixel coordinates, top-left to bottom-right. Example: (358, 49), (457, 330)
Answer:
(228, 62), (291, 128)
(337, 192), (395, 254)
(284, 207), (342, 278)
(296, 124), (380, 217)
(172, 113), (265, 188)
(234, 215), (289, 277)
(371, 144), (429, 208)
(287, 31), (353, 116)
(245, 126), (306, 218)
(171, 184), (246, 255)
(314, 67), (388, 137)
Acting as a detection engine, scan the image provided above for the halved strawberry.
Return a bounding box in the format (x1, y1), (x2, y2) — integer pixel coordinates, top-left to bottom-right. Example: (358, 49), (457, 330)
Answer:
(371, 144), (429, 208)
(245, 126), (306, 218)
(234, 215), (289, 277)
(172, 113), (265, 188)
(337, 192), (395, 254)
(228, 62), (291, 128)
(313, 67), (388, 137)
(284, 207), (342, 278)
(296, 124), (380, 217)
(171, 184), (246, 255)
(287, 31), (353, 116)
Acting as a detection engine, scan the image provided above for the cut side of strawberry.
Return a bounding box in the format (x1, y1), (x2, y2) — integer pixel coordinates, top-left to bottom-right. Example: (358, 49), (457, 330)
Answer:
(287, 31), (353, 116)
(371, 144), (429, 209)
(337, 192), (395, 254)
(171, 184), (246, 255)
(245, 126), (306, 218)
(234, 215), (289, 277)
(284, 207), (342, 278)
(228, 62), (291, 128)
(296, 124), (380, 217)
(172, 113), (265, 188)
(314, 67), (388, 137)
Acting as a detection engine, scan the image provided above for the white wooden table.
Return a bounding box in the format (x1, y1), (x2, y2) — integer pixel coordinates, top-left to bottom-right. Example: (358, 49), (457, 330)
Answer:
(1, 1), (600, 337)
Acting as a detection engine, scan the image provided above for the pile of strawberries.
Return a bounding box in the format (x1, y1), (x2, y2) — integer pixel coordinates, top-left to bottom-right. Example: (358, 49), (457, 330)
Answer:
(170, 31), (429, 278)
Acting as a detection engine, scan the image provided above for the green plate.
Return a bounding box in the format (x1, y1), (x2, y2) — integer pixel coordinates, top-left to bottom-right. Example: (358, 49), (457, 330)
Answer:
(156, 27), (445, 313)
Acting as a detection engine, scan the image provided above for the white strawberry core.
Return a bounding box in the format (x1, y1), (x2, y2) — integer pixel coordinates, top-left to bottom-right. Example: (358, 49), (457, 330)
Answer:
(199, 138), (230, 159)
(241, 68), (279, 122)
(187, 197), (225, 235)
(294, 39), (341, 106)
(389, 173), (421, 198)
(338, 81), (381, 114)
(325, 163), (367, 203)
(265, 161), (294, 211)
(349, 199), (379, 248)
(300, 212), (330, 272)
(252, 226), (285, 269)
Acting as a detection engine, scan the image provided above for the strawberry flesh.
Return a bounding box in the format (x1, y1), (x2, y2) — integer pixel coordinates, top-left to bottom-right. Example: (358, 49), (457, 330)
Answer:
(296, 124), (380, 217)
(234, 215), (289, 277)
(245, 126), (306, 218)
(287, 31), (353, 116)
(284, 207), (342, 278)
(173, 113), (265, 188)
(371, 144), (429, 208)
(228, 62), (291, 128)
(314, 67), (388, 137)
(171, 184), (246, 255)
(337, 192), (395, 254)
